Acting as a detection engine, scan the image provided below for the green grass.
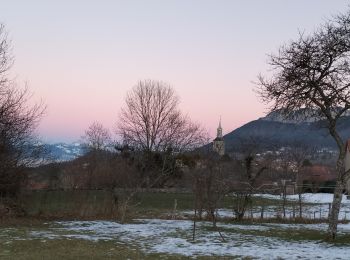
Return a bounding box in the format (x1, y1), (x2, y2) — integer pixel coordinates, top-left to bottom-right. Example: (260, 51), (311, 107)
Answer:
(1, 218), (349, 259)
(132, 192), (284, 213)
(206, 223), (350, 245)
(2, 190), (348, 260)
(0, 225), (235, 260)
(18, 190), (318, 220)
(20, 190), (116, 218)
(132, 192), (194, 218)
(0, 238), (146, 259)
(134, 192), (194, 210)
(0, 237), (244, 260)
(0, 221), (186, 260)
(2, 191), (349, 259)
(19, 190), (199, 219)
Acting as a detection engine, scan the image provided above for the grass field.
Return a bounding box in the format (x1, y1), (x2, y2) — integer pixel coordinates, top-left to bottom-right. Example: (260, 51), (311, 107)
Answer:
(18, 190), (282, 219)
(1, 218), (350, 259)
(2, 191), (349, 259)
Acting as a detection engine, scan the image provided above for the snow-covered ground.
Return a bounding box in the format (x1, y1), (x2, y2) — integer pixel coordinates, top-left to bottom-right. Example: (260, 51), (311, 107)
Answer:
(253, 193), (350, 220)
(3, 193), (350, 259)
(22, 219), (350, 259)
(183, 193), (350, 220)
(255, 193), (350, 204)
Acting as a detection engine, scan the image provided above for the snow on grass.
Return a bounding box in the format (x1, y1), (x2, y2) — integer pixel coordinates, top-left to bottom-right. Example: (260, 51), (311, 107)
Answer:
(24, 219), (350, 259)
(183, 193), (350, 220)
(252, 193), (350, 220)
(255, 193), (350, 204)
(184, 203), (350, 220)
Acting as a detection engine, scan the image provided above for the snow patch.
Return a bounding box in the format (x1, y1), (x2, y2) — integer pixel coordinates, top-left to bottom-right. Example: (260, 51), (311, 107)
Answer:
(24, 219), (350, 259)
(255, 193), (350, 204)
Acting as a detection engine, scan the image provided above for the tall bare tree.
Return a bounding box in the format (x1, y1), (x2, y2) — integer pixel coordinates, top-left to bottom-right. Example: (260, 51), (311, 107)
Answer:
(82, 121), (111, 152)
(0, 24), (45, 197)
(118, 79), (206, 153)
(257, 10), (350, 238)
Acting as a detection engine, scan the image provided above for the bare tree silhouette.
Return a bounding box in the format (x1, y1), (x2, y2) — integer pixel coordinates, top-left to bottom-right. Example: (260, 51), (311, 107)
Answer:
(257, 10), (350, 238)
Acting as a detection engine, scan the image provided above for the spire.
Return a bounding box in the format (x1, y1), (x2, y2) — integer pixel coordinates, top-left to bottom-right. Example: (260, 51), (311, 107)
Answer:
(213, 116), (225, 156)
(217, 116), (223, 138)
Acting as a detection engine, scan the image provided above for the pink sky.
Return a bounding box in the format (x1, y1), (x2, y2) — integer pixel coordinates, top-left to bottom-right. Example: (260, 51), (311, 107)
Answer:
(2, 0), (349, 142)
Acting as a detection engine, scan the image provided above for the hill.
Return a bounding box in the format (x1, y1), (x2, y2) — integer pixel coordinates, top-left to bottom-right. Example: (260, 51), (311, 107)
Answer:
(223, 113), (350, 152)
(43, 142), (85, 161)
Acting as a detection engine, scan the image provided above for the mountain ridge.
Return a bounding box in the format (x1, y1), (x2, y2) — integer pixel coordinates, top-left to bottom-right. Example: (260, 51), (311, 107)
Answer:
(222, 112), (350, 153)
(43, 111), (350, 161)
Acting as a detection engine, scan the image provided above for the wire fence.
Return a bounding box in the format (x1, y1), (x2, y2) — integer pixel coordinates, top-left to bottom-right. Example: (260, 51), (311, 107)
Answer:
(235, 203), (350, 221)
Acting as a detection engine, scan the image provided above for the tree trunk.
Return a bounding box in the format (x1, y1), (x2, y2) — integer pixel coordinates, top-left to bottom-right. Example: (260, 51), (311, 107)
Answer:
(328, 159), (345, 239)
(298, 193), (302, 218)
(282, 186), (287, 219)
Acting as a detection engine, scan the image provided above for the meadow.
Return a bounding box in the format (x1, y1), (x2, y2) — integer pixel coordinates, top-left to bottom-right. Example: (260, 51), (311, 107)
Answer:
(1, 191), (350, 259)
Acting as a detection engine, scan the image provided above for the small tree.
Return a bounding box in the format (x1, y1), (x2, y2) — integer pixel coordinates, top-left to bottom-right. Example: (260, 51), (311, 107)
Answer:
(193, 155), (227, 225)
(192, 152), (230, 242)
(279, 143), (315, 218)
(232, 138), (269, 220)
(82, 122), (111, 152)
(80, 122), (112, 189)
(257, 10), (350, 238)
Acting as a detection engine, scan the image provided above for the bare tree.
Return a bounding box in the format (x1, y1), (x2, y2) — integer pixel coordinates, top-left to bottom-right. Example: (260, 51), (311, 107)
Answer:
(232, 158), (268, 220)
(231, 137), (270, 220)
(118, 79), (206, 153)
(0, 24), (45, 197)
(82, 122), (111, 152)
(192, 153), (231, 242)
(279, 143), (315, 218)
(117, 80), (207, 187)
(0, 24), (12, 86)
(257, 10), (350, 238)
(80, 122), (112, 189)
(193, 156), (226, 224)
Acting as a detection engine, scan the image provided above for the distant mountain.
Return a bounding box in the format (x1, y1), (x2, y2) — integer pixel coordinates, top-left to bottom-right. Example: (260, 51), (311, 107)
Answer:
(44, 142), (85, 162)
(261, 108), (350, 124)
(44, 110), (350, 161)
(222, 111), (350, 153)
(42, 142), (118, 162)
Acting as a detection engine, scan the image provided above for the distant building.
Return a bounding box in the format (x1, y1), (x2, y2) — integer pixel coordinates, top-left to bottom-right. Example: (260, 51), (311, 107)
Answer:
(300, 165), (336, 182)
(213, 118), (225, 156)
(345, 140), (350, 195)
(298, 165), (336, 193)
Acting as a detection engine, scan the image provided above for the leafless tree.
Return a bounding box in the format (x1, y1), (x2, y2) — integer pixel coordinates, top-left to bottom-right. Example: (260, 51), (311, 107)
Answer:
(81, 122), (111, 152)
(257, 10), (350, 238)
(79, 122), (112, 189)
(279, 143), (315, 218)
(118, 79), (207, 153)
(231, 137), (270, 220)
(0, 24), (45, 197)
(193, 157), (226, 223)
(192, 153), (231, 242)
(0, 25), (12, 86)
(117, 80), (207, 187)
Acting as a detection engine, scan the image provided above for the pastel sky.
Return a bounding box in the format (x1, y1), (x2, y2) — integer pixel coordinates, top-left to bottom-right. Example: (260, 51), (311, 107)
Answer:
(1, 0), (349, 143)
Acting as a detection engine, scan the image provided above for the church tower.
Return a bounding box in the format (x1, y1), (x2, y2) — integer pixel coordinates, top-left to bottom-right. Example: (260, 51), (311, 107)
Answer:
(213, 117), (225, 156)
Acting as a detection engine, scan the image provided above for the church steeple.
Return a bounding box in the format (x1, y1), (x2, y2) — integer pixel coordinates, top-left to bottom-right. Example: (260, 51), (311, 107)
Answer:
(213, 116), (225, 156)
(217, 116), (223, 139)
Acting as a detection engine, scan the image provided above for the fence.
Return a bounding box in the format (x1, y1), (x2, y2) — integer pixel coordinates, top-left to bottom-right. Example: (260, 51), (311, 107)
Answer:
(236, 203), (350, 220)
